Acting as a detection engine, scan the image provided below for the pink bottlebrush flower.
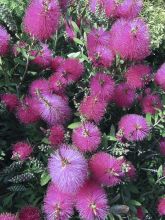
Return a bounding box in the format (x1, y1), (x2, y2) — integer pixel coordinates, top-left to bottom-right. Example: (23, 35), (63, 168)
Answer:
(89, 152), (123, 186)
(0, 213), (17, 220)
(89, 45), (114, 68)
(44, 183), (74, 220)
(90, 72), (115, 102)
(118, 114), (150, 141)
(87, 28), (111, 55)
(75, 180), (109, 220)
(65, 19), (75, 40)
(13, 41), (27, 57)
(57, 58), (84, 84)
(140, 93), (162, 115)
(31, 43), (52, 69)
(113, 83), (136, 108)
(125, 64), (152, 89)
(79, 95), (107, 124)
(29, 78), (51, 97)
(48, 145), (88, 193)
(89, 0), (116, 17)
(33, 94), (71, 126)
(48, 125), (65, 147)
(110, 18), (151, 61)
(116, 0), (143, 19)
(119, 157), (136, 180)
(19, 206), (40, 220)
(155, 63), (165, 91)
(159, 139), (165, 156)
(90, 73), (115, 101)
(157, 198), (165, 216)
(137, 207), (145, 220)
(16, 96), (40, 124)
(51, 56), (65, 71)
(72, 122), (101, 153)
(12, 141), (32, 161)
(1, 93), (19, 111)
(0, 25), (10, 56)
(23, 0), (61, 41)
(49, 73), (68, 93)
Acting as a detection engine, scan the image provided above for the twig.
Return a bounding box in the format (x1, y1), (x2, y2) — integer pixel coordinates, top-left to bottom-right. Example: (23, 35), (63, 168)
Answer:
(18, 54), (29, 88)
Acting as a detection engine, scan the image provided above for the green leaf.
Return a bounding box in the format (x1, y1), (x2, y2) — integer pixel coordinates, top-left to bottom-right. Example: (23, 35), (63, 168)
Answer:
(110, 205), (129, 214)
(21, 48), (29, 59)
(68, 122), (81, 129)
(42, 137), (50, 144)
(101, 133), (108, 149)
(146, 113), (152, 124)
(157, 165), (163, 178)
(110, 124), (116, 136)
(128, 200), (141, 206)
(67, 52), (81, 58)
(71, 21), (80, 33)
(73, 38), (84, 45)
(107, 213), (115, 220)
(40, 172), (51, 186)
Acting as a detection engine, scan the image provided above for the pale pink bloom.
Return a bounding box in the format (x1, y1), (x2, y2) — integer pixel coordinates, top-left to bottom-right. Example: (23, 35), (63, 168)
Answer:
(48, 145), (88, 193)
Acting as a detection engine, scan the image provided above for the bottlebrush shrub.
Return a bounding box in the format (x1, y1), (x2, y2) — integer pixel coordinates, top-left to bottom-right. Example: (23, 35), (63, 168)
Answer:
(0, 0), (165, 219)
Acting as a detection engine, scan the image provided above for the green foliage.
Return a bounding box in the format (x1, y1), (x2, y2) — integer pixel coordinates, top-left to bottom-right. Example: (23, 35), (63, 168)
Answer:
(0, 0), (28, 18)
(142, 0), (165, 50)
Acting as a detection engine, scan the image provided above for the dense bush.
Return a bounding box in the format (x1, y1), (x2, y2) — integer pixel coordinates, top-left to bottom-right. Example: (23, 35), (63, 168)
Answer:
(0, 0), (165, 219)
